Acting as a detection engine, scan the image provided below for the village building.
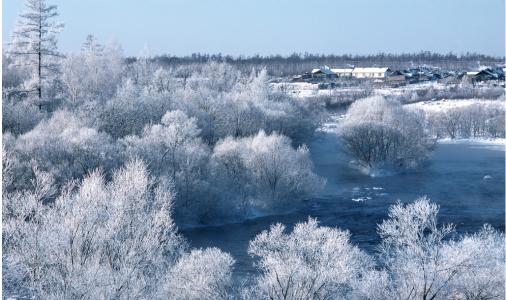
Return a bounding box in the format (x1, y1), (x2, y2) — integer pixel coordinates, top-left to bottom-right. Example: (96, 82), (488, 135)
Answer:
(311, 66), (392, 79)
(473, 68), (504, 82)
(311, 66), (337, 79)
(386, 70), (406, 84)
(330, 68), (354, 77)
(352, 67), (391, 78)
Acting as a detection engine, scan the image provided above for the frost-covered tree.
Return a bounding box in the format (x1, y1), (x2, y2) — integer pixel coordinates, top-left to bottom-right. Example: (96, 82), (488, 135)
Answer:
(3, 159), (240, 299)
(210, 131), (323, 213)
(61, 36), (123, 103)
(9, 110), (121, 187)
(8, 0), (63, 102)
(2, 167), (56, 297)
(122, 110), (209, 215)
(339, 96), (430, 174)
(96, 160), (186, 298)
(247, 218), (372, 299)
(376, 198), (456, 299)
(81, 34), (104, 53)
(2, 96), (44, 134)
(244, 199), (505, 300)
(174, 65), (323, 145)
(369, 197), (505, 300)
(165, 248), (235, 299)
(429, 102), (505, 139)
(99, 78), (172, 139)
(442, 225), (505, 300)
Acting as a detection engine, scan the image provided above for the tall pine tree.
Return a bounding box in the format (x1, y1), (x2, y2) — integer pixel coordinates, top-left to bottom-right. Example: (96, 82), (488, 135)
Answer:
(9, 0), (63, 104)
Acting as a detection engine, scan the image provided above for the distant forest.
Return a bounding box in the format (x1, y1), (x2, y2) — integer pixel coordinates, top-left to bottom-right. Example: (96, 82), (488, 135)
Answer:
(131, 52), (505, 76)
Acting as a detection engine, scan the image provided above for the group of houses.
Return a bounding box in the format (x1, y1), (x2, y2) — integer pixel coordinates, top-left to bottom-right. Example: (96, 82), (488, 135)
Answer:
(308, 65), (391, 79)
(291, 65), (505, 86)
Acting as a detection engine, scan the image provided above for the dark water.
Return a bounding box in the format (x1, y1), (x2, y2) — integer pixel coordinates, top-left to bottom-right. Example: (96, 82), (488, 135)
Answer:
(181, 131), (505, 279)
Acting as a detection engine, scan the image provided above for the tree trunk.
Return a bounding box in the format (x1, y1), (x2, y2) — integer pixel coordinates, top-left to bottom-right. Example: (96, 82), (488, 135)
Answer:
(38, 3), (43, 103)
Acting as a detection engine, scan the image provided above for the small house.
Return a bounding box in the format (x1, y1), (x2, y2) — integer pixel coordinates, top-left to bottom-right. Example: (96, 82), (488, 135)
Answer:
(311, 66), (337, 79)
(386, 70), (406, 83)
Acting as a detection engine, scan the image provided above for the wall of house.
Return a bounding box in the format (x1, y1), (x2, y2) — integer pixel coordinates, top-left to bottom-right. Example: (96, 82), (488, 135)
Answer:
(353, 72), (386, 78)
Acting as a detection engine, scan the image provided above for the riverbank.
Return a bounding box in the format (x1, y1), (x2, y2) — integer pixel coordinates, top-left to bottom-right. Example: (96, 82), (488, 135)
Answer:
(437, 137), (505, 146)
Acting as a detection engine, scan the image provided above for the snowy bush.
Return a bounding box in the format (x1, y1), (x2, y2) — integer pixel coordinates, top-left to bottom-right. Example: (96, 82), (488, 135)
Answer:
(339, 96), (430, 174)
(165, 248), (235, 299)
(122, 110), (210, 219)
(248, 217), (372, 299)
(246, 198), (505, 300)
(209, 131), (324, 215)
(2, 98), (45, 135)
(362, 198), (506, 300)
(61, 37), (123, 104)
(2, 159), (238, 299)
(98, 79), (174, 139)
(6, 110), (122, 189)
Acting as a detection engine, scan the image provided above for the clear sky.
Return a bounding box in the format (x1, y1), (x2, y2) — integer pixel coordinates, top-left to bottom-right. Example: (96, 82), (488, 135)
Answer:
(2, 0), (505, 57)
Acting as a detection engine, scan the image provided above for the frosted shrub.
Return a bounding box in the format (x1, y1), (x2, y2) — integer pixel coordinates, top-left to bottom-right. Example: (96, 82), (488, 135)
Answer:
(356, 198), (506, 300)
(210, 131), (324, 215)
(8, 110), (121, 188)
(122, 110), (210, 218)
(246, 199), (506, 300)
(165, 248), (235, 299)
(248, 218), (373, 299)
(3, 159), (238, 299)
(339, 96), (430, 174)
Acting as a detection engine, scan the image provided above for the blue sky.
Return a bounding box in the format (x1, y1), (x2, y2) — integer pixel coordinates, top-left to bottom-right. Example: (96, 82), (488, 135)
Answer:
(3, 0), (505, 57)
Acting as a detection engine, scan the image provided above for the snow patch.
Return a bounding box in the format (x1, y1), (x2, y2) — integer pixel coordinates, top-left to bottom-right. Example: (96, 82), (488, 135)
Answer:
(352, 197), (370, 202)
(437, 138), (505, 152)
(405, 99), (503, 113)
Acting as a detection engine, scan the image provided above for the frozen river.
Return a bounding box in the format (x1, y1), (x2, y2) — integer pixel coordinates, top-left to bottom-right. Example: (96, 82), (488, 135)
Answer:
(181, 130), (505, 279)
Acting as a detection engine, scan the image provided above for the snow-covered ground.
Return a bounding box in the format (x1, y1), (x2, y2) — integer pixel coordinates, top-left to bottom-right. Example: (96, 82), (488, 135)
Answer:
(405, 98), (504, 113)
(437, 137), (505, 145)
(272, 81), (449, 99)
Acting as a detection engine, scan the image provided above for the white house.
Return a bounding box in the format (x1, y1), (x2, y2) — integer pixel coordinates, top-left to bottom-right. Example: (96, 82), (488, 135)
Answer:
(351, 67), (391, 78)
(309, 66), (391, 79)
(330, 68), (354, 77)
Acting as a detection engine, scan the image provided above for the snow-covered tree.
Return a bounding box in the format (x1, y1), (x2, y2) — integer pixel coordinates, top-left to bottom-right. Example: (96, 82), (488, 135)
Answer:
(61, 36), (123, 104)
(2, 159), (243, 299)
(2, 167), (56, 297)
(165, 248), (235, 299)
(122, 110), (209, 215)
(210, 131), (323, 213)
(429, 102), (505, 139)
(442, 225), (505, 299)
(8, 0), (63, 103)
(370, 197), (505, 300)
(339, 96), (430, 174)
(248, 217), (373, 299)
(10, 110), (121, 186)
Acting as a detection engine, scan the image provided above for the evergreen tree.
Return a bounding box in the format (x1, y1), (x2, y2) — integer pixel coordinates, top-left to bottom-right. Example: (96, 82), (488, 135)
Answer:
(9, 0), (63, 103)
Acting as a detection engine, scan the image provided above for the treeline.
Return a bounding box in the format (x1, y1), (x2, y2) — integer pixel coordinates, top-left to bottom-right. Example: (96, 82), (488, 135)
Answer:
(145, 52), (505, 76)
(428, 102), (506, 139)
